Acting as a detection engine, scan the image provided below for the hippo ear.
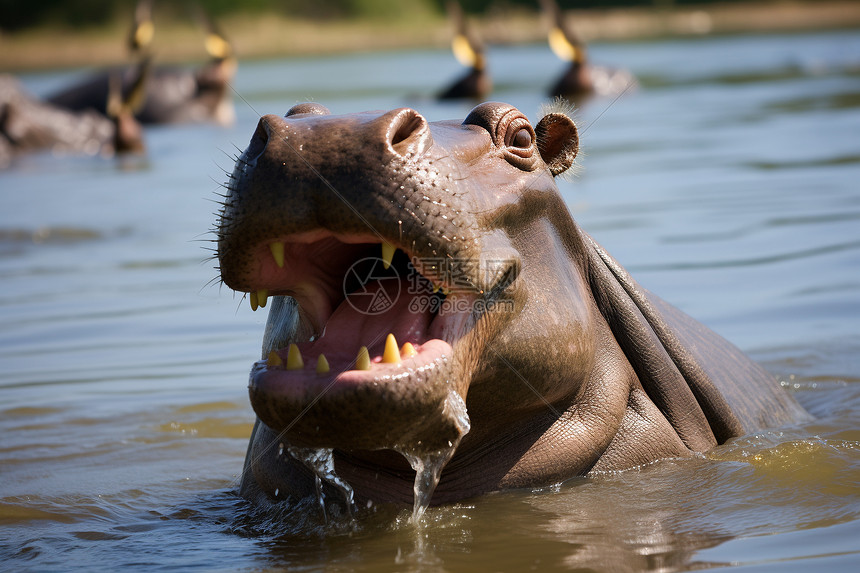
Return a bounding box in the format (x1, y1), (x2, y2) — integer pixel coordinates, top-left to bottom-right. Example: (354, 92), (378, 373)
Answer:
(535, 112), (579, 177)
(285, 103), (331, 118)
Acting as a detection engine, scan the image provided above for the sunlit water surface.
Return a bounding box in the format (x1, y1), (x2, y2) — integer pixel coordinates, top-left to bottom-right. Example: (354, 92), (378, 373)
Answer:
(1, 30), (859, 571)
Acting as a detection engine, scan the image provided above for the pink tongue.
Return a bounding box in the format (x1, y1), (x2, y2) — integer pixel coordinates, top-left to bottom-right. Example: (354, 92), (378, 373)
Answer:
(298, 278), (433, 362)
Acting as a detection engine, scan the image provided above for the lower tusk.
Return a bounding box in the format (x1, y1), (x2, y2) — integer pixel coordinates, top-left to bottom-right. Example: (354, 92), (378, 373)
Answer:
(356, 346), (371, 370)
(316, 354), (330, 375)
(382, 333), (400, 364)
(400, 342), (417, 358)
(286, 343), (303, 370)
(266, 350), (283, 368)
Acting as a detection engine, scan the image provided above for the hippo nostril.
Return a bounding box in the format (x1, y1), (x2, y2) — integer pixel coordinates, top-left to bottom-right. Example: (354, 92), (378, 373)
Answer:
(244, 114), (280, 163)
(388, 108), (432, 158)
(391, 113), (423, 146)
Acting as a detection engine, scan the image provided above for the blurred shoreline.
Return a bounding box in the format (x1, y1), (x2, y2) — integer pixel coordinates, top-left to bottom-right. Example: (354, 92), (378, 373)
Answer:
(1, 0), (859, 72)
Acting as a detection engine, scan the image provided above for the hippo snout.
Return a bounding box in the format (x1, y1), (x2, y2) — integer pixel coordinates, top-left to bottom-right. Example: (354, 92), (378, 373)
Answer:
(243, 105), (433, 170)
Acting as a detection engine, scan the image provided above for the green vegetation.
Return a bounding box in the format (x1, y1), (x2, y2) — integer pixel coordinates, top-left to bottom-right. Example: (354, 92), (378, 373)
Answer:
(0, 0), (751, 32)
(1, 0), (438, 30)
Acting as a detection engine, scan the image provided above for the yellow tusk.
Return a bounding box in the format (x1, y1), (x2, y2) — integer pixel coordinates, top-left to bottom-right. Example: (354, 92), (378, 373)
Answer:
(382, 333), (400, 364)
(400, 342), (417, 359)
(356, 346), (371, 371)
(258, 289), (268, 308)
(267, 350), (283, 368)
(316, 354), (330, 375)
(286, 343), (304, 370)
(249, 291), (259, 311)
(381, 242), (395, 270)
(270, 242), (285, 268)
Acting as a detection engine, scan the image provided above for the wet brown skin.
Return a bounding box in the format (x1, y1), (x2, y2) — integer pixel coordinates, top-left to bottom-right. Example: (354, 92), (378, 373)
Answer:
(216, 101), (810, 507)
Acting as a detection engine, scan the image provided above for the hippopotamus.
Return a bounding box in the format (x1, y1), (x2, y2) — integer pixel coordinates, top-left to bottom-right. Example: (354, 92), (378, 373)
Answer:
(438, 1), (491, 100)
(0, 60), (148, 166)
(47, 5), (236, 126)
(216, 101), (810, 510)
(539, 0), (636, 100)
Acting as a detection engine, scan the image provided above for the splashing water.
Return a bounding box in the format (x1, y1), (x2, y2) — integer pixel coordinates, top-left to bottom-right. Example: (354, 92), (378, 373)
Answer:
(261, 297), (357, 520)
(394, 390), (471, 521)
(286, 446), (356, 522)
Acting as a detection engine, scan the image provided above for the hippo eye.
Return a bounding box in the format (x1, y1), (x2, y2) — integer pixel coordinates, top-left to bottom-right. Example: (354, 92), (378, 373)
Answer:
(502, 116), (537, 169)
(503, 118), (535, 155)
(462, 103), (539, 169)
(511, 128), (532, 149)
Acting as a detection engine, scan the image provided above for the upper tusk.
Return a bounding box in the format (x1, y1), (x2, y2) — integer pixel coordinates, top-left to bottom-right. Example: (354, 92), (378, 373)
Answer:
(270, 242), (285, 269)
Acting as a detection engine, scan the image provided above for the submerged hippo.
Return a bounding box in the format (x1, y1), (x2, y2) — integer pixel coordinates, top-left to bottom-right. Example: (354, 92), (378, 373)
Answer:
(0, 60), (148, 166)
(438, 1), (491, 100)
(48, 5), (236, 126)
(216, 101), (809, 511)
(539, 0), (636, 100)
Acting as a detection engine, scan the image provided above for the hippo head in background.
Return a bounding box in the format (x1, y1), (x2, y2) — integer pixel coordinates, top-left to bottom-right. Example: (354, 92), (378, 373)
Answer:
(216, 102), (808, 510)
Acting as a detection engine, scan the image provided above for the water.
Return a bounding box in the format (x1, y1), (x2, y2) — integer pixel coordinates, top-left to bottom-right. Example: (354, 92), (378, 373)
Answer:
(285, 446), (356, 520)
(395, 390), (471, 521)
(2, 29), (859, 571)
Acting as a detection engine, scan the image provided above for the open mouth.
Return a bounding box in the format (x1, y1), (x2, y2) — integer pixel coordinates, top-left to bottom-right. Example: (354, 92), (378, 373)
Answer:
(240, 231), (477, 422)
